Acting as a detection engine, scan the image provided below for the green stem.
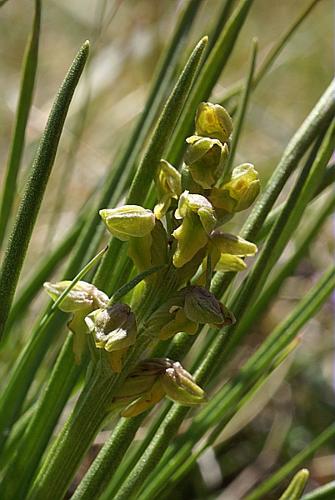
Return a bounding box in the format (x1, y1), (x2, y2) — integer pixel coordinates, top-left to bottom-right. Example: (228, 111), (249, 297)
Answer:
(0, 40), (90, 341)
(27, 337), (151, 500)
(72, 416), (145, 500)
(0, 0), (41, 249)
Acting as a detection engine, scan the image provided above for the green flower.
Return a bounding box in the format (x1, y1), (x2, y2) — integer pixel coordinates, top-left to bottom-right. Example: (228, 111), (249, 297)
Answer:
(160, 360), (207, 406)
(210, 163), (260, 213)
(99, 205), (155, 241)
(114, 358), (207, 417)
(173, 191), (216, 268)
(44, 281), (109, 363)
(85, 303), (137, 353)
(195, 102), (233, 143)
(154, 160), (181, 219)
(210, 231), (257, 256)
(183, 286), (235, 326)
(184, 135), (229, 189)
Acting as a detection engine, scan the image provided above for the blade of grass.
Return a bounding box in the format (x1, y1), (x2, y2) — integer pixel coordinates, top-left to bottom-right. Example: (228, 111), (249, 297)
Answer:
(0, 0), (41, 249)
(218, 119), (335, 362)
(4, 212), (85, 335)
(245, 423), (335, 500)
(233, 193), (335, 342)
(241, 79), (335, 240)
(218, 0), (322, 107)
(0, 40), (90, 341)
(302, 481), (335, 500)
(225, 37), (257, 174)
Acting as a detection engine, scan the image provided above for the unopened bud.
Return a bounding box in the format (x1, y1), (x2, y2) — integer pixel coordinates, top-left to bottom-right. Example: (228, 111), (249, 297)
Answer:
(99, 205), (155, 241)
(154, 160), (181, 219)
(210, 163), (260, 213)
(184, 286), (235, 326)
(184, 136), (229, 189)
(195, 102), (233, 143)
(85, 303), (137, 353)
(114, 359), (169, 417)
(160, 360), (207, 405)
(44, 281), (109, 364)
(43, 280), (108, 313)
(211, 231), (257, 256)
(279, 469), (309, 500)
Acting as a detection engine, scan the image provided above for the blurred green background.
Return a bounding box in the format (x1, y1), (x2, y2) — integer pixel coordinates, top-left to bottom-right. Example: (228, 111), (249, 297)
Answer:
(0, 1), (334, 497)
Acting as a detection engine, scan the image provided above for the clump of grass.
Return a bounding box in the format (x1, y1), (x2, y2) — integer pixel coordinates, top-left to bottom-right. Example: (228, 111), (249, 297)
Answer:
(0, 1), (334, 499)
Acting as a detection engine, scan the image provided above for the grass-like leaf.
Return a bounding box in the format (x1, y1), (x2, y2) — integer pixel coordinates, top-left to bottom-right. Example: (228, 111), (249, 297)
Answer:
(0, 0), (41, 249)
(0, 40), (90, 341)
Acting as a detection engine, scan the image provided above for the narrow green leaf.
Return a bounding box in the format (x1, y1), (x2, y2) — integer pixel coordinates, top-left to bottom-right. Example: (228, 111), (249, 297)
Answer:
(219, 0), (322, 107)
(0, 40), (90, 341)
(234, 193), (335, 342)
(241, 79), (335, 240)
(0, 0), (41, 248)
(302, 481), (335, 500)
(4, 214), (84, 335)
(246, 424), (335, 500)
(225, 38), (258, 173)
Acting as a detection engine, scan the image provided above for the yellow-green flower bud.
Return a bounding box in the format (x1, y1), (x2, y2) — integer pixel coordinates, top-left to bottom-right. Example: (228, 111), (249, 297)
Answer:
(184, 286), (235, 326)
(99, 205), (155, 241)
(195, 102), (233, 143)
(114, 359), (168, 417)
(121, 380), (165, 417)
(173, 191), (216, 268)
(210, 163), (260, 213)
(154, 160), (181, 219)
(85, 303), (137, 353)
(215, 253), (247, 272)
(279, 469), (309, 500)
(43, 280), (108, 313)
(44, 281), (109, 364)
(160, 360), (207, 406)
(145, 294), (196, 340)
(159, 308), (198, 340)
(211, 231), (257, 256)
(184, 136), (229, 189)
